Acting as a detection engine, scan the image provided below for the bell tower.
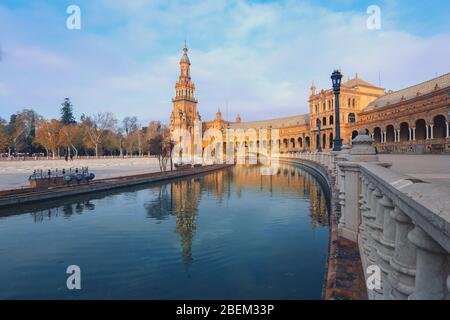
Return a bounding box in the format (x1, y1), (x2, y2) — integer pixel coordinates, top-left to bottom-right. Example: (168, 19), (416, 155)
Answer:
(170, 45), (201, 135)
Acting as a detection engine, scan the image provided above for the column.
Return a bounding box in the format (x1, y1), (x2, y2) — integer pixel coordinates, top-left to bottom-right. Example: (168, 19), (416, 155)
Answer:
(377, 195), (396, 299)
(367, 187), (383, 265)
(361, 181), (376, 260)
(446, 122), (449, 138)
(425, 125), (429, 140)
(407, 225), (448, 300)
(412, 127), (416, 141)
(408, 128), (412, 141)
(389, 207), (417, 300)
(383, 132), (386, 143)
(429, 124), (434, 139)
(338, 162), (361, 242)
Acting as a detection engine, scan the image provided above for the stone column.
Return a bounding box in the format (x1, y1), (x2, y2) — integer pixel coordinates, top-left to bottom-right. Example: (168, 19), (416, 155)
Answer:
(408, 225), (449, 300)
(426, 125), (429, 140)
(446, 122), (449, 138)
(429, 124), (434, 139)
(412, 127), (416, 141)
(359, 177), (372, 262)
(363, 182), (377, 261)
(376, 195), (396, 299)
(389, 207), (417, 300)
(367, 187), (383, 267)
(338, 162), (361, 242)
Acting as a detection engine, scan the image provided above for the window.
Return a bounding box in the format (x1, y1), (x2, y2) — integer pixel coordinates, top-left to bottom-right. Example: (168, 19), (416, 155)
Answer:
(348, 113), (356, 123)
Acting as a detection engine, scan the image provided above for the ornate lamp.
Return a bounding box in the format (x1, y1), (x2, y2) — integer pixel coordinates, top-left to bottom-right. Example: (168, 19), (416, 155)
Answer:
(316, 118), (322, 152)
(331, 70), (343, 151)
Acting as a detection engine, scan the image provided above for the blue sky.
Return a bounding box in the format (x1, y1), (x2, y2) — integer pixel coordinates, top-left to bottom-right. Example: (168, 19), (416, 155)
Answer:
(0, 0), (449, 124)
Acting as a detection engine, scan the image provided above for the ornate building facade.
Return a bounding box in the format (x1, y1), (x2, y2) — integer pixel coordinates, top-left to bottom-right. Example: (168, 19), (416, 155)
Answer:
(169, 46), (450, 154)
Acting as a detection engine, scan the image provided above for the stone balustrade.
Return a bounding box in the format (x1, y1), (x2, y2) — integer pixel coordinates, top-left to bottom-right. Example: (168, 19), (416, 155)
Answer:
(284, 130), (450, 300)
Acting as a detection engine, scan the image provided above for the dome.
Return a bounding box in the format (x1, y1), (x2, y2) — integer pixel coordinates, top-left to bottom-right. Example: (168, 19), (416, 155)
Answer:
(180, 47), (191, 65)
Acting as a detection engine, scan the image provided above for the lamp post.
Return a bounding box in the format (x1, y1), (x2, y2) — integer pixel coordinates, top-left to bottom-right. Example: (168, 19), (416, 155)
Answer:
(331, 70), (343, 151)
(178, 110), (183, 165)
(169, 138), (174, 171)
(316, 118), (322, 152)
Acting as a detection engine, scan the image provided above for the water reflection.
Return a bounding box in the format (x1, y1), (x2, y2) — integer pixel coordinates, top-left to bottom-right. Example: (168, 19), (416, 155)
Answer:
(142, 164), (329, 268)
(0, 164), (330, 299)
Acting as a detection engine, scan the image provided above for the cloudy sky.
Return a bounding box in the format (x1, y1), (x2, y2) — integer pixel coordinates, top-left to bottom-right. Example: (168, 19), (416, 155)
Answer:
(0, 0), (449, 125)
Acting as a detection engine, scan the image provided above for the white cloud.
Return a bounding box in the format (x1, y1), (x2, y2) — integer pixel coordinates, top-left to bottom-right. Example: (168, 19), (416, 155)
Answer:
(0, 0), (449, 125)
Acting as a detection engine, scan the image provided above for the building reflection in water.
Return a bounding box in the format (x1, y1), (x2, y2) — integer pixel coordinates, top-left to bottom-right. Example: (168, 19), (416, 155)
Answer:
(21, 164), (329, 272)
(144, 164), (329, 270)
(28, 201), (96, 223)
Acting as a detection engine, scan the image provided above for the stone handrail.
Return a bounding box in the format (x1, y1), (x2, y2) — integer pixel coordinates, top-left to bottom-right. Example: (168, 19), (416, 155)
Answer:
(283, 133), (450, 300)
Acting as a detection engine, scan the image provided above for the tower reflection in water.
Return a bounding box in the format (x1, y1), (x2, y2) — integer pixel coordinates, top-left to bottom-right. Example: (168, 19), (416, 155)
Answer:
(144, 164), (329, 270)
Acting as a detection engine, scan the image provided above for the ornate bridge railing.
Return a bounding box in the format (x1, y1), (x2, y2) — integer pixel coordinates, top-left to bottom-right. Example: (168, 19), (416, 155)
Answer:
(282, 131), (450, 300)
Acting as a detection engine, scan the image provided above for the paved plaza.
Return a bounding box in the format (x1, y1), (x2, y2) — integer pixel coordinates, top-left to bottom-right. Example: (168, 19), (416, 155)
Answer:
(0, 158), (161, 190)
(378, 154), (450, 187)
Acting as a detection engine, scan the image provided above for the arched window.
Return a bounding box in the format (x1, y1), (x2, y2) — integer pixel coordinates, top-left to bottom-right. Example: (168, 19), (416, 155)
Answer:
(415, 119), (426, 140)
(352, 99), (356, 108)
(329, 115), (334, 125)
(348, 113), (356, 123)
(348, 98), (351, 108)
(373, 127), (382, 143)
(433, 115), (446, 139)
(386, 125), (395, 142)
(322, 117), (327, 126)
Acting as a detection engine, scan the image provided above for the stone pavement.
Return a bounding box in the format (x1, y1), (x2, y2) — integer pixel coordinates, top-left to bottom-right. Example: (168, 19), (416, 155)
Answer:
(378, 154), (450, 187)
(0, 158), (161, 191)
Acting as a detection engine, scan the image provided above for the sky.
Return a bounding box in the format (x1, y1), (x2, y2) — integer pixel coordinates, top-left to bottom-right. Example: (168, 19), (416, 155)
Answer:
(0, 0), (449, 125)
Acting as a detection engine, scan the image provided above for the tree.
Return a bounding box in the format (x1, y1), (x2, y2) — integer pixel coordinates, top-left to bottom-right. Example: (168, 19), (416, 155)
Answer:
(60, 123), (83, 157)
(8, 109), (39, 154)
(146, 121), (162, 155)
(122, 116), (140, 156)
(102, 130), (121, 155)
(83, 112), (117, 157)
(60, 98), (76, 125)
(0, 117), (8, 153)
(34, 119), (62, 159)
(122, 116), (138, 136)
(148, 125), (171, 172)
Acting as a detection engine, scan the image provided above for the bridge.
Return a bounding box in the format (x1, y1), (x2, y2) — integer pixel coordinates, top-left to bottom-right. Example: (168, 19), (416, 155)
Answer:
(279, 129), (450, 300)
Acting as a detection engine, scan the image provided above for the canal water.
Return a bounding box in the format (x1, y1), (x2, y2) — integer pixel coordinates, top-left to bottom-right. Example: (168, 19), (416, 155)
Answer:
(0, 164), (330, 300)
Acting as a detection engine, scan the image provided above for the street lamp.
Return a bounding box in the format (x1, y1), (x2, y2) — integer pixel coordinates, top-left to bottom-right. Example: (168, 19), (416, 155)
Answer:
(316, 118), (322, 152)
(169, 138), (174, 171)
(331, 70), (343, 151)
(178, 110), (184, 165)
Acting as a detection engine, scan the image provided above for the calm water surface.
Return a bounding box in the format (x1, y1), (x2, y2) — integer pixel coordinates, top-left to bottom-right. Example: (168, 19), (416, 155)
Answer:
(0, 165), (330, 300)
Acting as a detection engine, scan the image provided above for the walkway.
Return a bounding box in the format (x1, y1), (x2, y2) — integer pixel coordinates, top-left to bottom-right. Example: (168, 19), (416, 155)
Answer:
(0, 158), (161, 191)
(378, 154), (450, 187)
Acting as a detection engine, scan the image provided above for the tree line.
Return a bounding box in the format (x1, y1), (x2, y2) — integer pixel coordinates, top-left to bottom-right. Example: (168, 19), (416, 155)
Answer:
(0, 98), (171, 160)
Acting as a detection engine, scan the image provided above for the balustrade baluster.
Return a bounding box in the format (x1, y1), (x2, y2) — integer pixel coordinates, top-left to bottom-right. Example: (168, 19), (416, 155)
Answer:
(389, 207), (417, 300)
(376, 195), (396, 299)
(407, 225), (449, 300)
